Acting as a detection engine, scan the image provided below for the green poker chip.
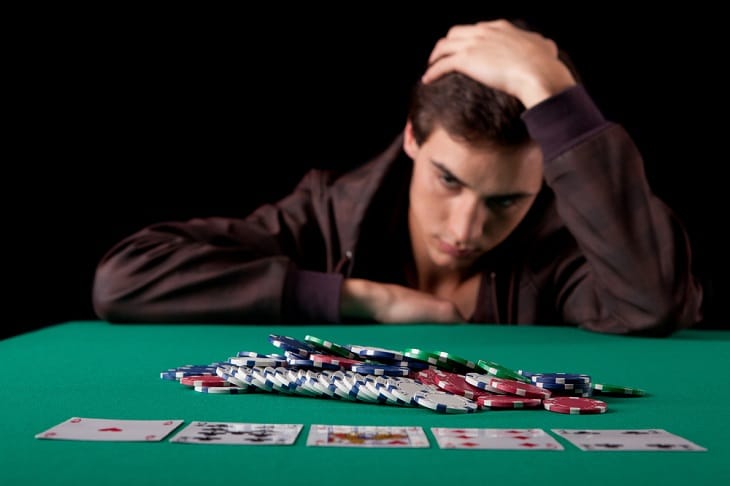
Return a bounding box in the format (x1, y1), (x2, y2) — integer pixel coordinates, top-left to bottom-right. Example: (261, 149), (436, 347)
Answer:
(592, 383), (646, 396)
(433, 351), (478, 373)
(476, 359), (531, 383)
(303, 335), (358, 359)
(403, 348), (442, 365)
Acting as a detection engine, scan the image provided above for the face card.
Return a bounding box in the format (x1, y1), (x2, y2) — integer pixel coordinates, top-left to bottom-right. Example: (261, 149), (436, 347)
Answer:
(170, 422), (303, 445)
(307, 425), (429, 448)
(431, 428), (564, 450)
(35, 417), (183, 442)
(551, 429), (707, 451)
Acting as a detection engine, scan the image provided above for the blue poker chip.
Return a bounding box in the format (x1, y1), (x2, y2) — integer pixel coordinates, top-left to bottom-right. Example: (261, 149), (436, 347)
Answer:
(530, 373), (591, 384)
(194, 386), (248, 394)
(268, 334), (317, 358)
(372, 360), (430, 371)
(287, 359), (341, 371)
(236, 351), (270, 358)
(355, 346), (405, 361)
(350, 364), (410, 376)
(534, 381), (592, 391)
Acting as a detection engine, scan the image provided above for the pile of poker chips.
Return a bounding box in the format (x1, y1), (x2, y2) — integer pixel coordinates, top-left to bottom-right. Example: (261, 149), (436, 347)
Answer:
(160, 334), (645, 415)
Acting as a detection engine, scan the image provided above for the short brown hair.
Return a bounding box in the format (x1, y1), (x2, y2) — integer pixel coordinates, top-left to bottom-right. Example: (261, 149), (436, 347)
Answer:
(407, 73), (529, 147)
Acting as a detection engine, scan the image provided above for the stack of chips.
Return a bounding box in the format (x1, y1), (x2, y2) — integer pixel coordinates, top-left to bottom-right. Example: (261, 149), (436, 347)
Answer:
(160, 333), (645, 414)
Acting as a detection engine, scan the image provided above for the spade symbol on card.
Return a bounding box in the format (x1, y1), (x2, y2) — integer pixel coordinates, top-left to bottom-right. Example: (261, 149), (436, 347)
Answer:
(591, 443), (624, 449)
(647, 443), (683, 450)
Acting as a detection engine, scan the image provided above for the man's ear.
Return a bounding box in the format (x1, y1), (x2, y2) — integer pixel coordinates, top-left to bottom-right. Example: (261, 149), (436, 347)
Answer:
(403, 121), (420, 160)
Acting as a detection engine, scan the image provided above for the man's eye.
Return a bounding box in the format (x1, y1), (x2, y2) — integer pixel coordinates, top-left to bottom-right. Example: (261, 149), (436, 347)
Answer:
(439, 174), (460, 189)
(488, 197), (517, 209)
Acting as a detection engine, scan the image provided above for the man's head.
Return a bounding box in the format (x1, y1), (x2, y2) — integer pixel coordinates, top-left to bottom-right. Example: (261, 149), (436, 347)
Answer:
(403, 73), (543, 274)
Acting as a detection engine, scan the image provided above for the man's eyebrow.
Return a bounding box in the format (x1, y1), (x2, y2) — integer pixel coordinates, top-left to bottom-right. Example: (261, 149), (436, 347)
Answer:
(431, 160), (466, 186)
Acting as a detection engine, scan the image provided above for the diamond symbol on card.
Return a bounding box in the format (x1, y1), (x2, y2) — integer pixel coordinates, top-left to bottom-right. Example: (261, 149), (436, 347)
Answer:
(519, 442), (539, 448)
(98, 427), (123, 432)
(460, 442), (480, 447)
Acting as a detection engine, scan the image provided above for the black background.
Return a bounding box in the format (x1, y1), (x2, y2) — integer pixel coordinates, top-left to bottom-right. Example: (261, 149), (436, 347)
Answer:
(6, 6), (724, 339)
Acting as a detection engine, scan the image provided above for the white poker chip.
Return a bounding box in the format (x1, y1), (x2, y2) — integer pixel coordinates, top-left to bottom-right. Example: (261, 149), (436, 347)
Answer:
(413, 390), (478, 413)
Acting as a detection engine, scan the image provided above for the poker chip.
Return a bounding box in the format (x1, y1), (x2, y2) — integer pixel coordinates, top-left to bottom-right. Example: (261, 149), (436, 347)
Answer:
(386, 379), (437, 406)
(194, 386), (248, 394)
(476, 359), (531, 383)
(487, 377), (552, 399)
(592, 383), (646, 396)
(366, 376), (412, 406)
(268, 334), (317, 358)
(413, 390), (478, 413)
(477, 395), (543, 409)
(180, 375), (230, 387)
(530, 372), (591, 384)
(543, 396), (607, 415)
(229, 356), (287, 368)
(434, 351), (478, 373)
(414, 368), (446, 387)
(309, 354), (363, 368)
(434, 371), (495, 401)
(304, 335), (358, 359)
(354, 346), (404, 361)
(464, 373), (506, 394)
(162, 333), (644, 415)
(402, 348), (442, 366)
(215, 366), (251, 389)
(350, 364), (410, 376)
(287, 358), (341, 371)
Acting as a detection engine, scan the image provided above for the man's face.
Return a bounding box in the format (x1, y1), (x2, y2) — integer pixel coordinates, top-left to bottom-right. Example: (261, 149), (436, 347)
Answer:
(404, 122), (543, 273)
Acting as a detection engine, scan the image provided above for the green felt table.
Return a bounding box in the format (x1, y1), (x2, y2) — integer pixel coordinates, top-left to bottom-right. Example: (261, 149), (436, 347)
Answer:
(1, 321), (728, 485)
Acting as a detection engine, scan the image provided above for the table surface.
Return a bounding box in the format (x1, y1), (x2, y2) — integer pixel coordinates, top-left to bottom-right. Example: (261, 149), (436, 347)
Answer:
(1, 321), (728, 485)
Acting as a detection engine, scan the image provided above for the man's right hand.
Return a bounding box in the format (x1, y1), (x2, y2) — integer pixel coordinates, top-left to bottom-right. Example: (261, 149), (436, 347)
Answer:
(340, 278), (465, 323)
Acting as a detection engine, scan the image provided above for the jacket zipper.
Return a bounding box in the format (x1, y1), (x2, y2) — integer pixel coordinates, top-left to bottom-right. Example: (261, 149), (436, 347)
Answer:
(490, 271), (501, 323)
(334, 251), (354, 277)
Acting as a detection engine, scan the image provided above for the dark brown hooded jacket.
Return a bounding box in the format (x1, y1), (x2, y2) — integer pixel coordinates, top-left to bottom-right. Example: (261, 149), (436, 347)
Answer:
(92, 86), (703, 336)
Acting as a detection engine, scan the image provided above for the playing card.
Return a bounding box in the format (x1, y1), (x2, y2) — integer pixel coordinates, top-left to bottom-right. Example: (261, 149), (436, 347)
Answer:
(551, 429), (707, 451)
(307, 425), (429, 448)
(431, 427), (563, 450)
(35, 417), (183, 442)
(170, 422), (303, 445)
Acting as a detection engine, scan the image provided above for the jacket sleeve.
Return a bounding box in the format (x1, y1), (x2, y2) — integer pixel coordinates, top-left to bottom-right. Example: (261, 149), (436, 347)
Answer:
(523, 85), (703, 336)
(92, 170), (344, 323)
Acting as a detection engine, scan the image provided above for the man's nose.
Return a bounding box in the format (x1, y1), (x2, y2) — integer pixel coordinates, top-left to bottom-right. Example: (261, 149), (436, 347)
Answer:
(449, 196), (486, 246)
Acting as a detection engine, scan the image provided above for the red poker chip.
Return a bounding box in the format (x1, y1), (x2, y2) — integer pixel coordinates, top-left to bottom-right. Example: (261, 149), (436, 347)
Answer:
(488, 377), (552, 399)
(434, 372), (495, 401)
(415, 368), (447, 387)
(543, 396), (607, 414)
(309, 354), (363, 367)
(180, 375), (230, 387)
(477, 395), (542, 409)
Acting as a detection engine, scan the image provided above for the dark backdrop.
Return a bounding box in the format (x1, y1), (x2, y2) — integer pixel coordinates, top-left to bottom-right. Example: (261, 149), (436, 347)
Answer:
(6, 7), (723, 339)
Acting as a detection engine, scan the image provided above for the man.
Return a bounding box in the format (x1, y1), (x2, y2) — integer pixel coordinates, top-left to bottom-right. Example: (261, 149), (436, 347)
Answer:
(92, 20), (703, 335)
